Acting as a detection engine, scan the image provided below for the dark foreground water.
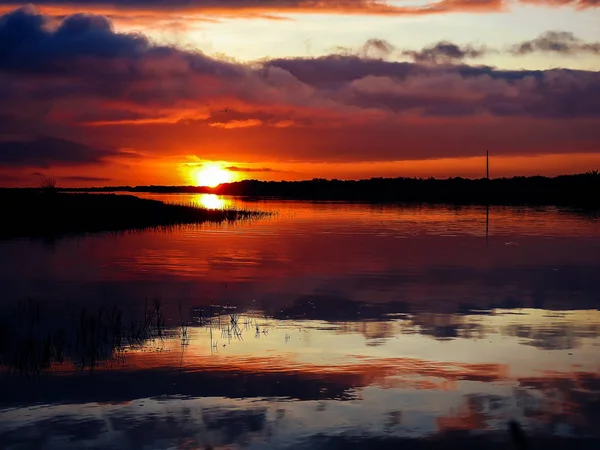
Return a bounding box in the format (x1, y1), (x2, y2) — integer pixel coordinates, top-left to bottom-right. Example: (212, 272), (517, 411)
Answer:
(1, 195), (599, 450)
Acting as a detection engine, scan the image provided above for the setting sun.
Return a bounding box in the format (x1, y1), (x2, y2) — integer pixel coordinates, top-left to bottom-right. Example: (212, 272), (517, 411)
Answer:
(194, 165), (232, 187)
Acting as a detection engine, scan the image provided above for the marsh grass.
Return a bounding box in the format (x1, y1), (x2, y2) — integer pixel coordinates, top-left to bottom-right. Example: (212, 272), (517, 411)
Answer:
(0, 300), (66, 376)
(0, 191), (269, 239)
(39, 176), (59, 192)
(0, 299), (272, 376)
(178, 301), (190, 347)
(189, 304), (266, 351)
(0, 299), (174, 376)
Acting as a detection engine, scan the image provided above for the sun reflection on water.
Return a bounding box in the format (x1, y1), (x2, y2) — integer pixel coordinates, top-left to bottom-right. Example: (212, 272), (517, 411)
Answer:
(196, 194), (229, 210)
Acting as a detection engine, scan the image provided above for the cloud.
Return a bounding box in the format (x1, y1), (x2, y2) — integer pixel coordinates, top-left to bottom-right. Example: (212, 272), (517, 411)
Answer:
(29, 172), (111, 182)
(510, 31), (600, 56)
(183, 163), (277, 173)
(360, 39), (396, 59)
(3, 7), (599, 123)
(0, 6), (148, 72)
(519, 0), (600, 9)
(0, 136), (117, 168)
(402, 41), (488, 64)
(1, 7), (600, 168)
(209, 119), (263, 129)
(263, 54), (600, 120)
(61, 175), (112, 182)
(0, 6), (245, 81)
(0, 0), (507, 18)
(225, 166), (277, 173)
(1, 0), (600, 23)
(394, 32), (600, 64)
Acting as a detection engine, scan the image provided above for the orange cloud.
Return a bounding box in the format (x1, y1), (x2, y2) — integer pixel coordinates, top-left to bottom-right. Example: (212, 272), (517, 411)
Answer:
(2, 6), (600, 186)
(0, 0), (506, 19)
(274, 120), (297, 128)
(0, 0), (598, 27)
(209, 119), (263, 129)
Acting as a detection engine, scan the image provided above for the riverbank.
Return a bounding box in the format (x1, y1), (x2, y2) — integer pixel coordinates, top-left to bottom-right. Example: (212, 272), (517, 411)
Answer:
(0, 191), (265, 239)
(64, 172), (600, 209)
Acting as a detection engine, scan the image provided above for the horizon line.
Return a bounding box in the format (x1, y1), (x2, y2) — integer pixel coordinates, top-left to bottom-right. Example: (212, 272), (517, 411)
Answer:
(3, 171), (598, 190)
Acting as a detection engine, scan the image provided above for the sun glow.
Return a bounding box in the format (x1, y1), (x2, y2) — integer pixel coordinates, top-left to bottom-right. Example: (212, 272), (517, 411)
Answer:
(196, 194), (228, 209)
(194, 164), (232, 187)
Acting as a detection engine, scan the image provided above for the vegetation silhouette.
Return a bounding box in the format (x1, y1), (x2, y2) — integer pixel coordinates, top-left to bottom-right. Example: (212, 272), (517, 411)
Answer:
(61, 171), (600, 208)
(0, 191), (267, 239)
(0, 299), (171, 376)
(0, 300), (261, 377)
(38, 176), (59, 193)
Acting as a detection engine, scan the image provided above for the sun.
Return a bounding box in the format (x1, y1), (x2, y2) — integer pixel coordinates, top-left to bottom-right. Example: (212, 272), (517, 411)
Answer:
(194, 165), (232, 187)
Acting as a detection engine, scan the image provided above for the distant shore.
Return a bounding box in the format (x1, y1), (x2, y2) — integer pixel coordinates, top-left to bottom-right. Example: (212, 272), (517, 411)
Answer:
(57, 172), (600, 208)
(0, 191), (265, 239)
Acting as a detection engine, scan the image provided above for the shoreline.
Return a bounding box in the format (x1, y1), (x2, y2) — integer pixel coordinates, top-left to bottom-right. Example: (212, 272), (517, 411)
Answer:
(39, 172), (600, 209)
(0, 191), (266, 239)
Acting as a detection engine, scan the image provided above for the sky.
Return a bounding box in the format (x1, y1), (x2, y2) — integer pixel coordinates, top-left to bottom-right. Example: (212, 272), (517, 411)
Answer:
(0, 1), (600, 186)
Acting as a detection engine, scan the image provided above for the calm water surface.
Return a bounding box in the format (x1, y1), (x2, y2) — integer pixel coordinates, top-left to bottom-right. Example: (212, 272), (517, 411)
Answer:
(1, 195), (599, 449)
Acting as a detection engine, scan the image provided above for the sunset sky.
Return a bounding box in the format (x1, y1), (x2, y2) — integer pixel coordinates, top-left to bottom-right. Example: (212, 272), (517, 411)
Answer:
(1, 1), (600, 186)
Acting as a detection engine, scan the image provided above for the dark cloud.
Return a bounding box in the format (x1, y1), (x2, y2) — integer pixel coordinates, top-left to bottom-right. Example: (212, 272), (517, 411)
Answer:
(2, 6), (599, 123)
(0, 6), (247, 122)
(0, 136), (117, 168)
(264, 54), (600, 120)
(358, 32), (599, 66)
(360, 38), (395, 59)
(0, 5), (242, 77)
(61, 175), (112, 182)
(1, 7), (600, 166)
(0, 6), (145, 71)
(511, 31), (600, 56)
(184, 163), (278, 172)
(402, 41), (488, 64)
(225, 166), (277, 173)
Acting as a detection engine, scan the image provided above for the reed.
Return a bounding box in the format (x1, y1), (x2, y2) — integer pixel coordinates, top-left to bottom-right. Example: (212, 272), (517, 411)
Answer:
(0, 300), (265, 376)
(0, 192), (269, 239)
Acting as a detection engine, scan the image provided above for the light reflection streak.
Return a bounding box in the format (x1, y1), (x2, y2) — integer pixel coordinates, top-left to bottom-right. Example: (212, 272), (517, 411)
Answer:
(196, 193), (230, 210)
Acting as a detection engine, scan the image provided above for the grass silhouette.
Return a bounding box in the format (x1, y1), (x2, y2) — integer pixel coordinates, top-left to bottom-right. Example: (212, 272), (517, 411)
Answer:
(0, 299), (174, 376)
(0, 191), (267, 239)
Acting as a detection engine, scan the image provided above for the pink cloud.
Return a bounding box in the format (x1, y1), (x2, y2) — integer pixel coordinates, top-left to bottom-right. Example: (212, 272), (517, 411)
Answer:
(0, 6), (599, 173)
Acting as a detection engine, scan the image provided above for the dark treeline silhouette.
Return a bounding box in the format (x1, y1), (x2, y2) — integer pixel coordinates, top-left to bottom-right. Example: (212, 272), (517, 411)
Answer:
(0, 191), (265, 239)
(59, 172), (600, 208)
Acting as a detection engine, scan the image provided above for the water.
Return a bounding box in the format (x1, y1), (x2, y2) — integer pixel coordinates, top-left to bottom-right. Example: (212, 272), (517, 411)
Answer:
(1, 194), (599, 449)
